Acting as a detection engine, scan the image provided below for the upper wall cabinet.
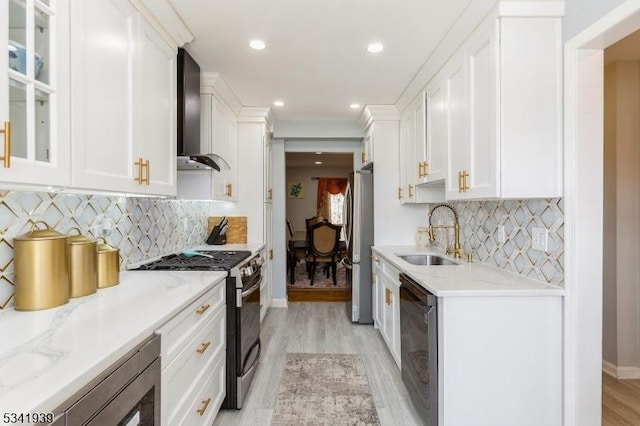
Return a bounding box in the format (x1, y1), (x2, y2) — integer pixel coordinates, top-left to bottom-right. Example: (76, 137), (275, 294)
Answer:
(200, 93), (238, 201)
(70, 0), (176, 196)
(399, 96), (446, 205)
(446, 5), (563, 200)
(0, 0), (71, 187)
(361, 123), (373, 169)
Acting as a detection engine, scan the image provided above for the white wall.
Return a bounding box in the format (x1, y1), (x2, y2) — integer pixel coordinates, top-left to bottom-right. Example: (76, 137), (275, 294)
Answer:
(274, 120), (363, 139)
(603, 61), (640, 374)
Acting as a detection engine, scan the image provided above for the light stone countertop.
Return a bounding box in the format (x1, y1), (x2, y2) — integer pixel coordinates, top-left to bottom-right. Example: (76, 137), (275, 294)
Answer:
(0, 269), (227, 416)
(372, 245), (564, 297)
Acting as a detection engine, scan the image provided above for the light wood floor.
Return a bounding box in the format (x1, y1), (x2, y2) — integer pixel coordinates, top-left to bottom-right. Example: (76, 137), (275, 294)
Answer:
(213, 302), (423, 426)
(603, 373), (640, 425)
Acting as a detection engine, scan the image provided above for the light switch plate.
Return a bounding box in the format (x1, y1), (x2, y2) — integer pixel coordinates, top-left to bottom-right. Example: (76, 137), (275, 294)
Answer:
(532, 227), (548, 252)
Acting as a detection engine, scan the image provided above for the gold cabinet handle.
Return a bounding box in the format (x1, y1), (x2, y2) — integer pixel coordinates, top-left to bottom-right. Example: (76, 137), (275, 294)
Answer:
(225, 183), (233, 197)
(408, 184), (414, 198)
(361, 152), (366, 163)
(196, 398), (212, 416)
(417, 162), (423, 178)
(195, 304), (210, 315)
(196, 341), (211, 354)
(0, 121), (11, 168)
(269, 249), (273, 260)
(462, 170), (469, 192)
(457, 171), (463, 192)
(423, 162), (429, 177)
(134, 158), (144, 184)
(144, 159), (150, 185)
(398, 187), (403, 200)
(267, 188), (272, 200)
(385, 288), (392, 305)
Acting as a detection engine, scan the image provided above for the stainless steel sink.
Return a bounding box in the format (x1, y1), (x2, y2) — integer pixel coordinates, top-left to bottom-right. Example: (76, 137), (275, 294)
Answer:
(396, 254), (459, 266)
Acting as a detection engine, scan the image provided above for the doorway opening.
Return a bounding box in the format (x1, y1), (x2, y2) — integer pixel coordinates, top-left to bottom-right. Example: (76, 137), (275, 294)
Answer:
(285, 152), (353, 302)
(565, 3), (640, 424)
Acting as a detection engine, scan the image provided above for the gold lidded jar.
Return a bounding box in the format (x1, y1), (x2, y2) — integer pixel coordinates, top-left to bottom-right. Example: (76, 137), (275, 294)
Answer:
(67, 228), (98, 298)
(97, 237), (120, 288)
(14, 221), (69, 311)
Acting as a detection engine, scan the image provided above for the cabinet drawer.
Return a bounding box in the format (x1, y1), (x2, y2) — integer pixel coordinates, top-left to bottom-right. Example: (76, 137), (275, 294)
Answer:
(171, 349), (226, 426)
(162, 306), (225, 423)
(157, 280), (225, 365)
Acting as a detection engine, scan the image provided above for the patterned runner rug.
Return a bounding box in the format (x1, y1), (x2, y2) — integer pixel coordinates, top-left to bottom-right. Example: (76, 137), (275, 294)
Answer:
(271, 353), (381, 425)
(288, 261), (348, 289)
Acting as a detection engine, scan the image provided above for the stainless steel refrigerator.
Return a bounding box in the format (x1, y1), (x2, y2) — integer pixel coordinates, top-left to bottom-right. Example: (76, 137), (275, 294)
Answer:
(343, 168), (374, 323)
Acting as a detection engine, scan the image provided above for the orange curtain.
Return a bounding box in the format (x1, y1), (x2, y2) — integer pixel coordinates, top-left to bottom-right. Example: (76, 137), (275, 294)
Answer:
(316, 178), (348, 217)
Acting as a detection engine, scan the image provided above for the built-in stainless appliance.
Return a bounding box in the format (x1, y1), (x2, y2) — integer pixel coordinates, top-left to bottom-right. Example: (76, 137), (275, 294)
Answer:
(343, 168), (374, 323)
(131, 250), (262, 410)
(51, 334), (161, 425)
(399, 273), (437, 425)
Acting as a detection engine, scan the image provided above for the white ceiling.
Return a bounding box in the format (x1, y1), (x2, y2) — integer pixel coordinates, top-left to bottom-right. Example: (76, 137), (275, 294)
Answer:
(168, 0), (473, 121)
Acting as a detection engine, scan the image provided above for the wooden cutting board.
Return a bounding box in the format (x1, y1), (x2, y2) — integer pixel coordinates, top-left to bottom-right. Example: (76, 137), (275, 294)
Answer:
(207, 216), (247, 244)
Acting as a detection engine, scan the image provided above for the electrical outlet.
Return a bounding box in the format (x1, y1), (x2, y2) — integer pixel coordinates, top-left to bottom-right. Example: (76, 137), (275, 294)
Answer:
(532, 227), (548, 252)
(498, 225), (506, 243)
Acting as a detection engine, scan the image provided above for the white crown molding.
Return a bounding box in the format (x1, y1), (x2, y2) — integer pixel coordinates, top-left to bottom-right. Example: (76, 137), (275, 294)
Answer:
(201, 72), (243, 116)
(238, 107), (274, 127)
(132, 0), (194, 48)
(358, 105), (400, 129)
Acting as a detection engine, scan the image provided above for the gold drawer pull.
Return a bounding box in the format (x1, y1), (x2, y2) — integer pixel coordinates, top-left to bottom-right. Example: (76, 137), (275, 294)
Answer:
(385, 288), (392, 305)
(196, 341), (211, 354)
(195, 304), (210, 315)
(462, 170), (469, 192)
(423, 162), (429, 176)
(408, 184), (414, 198)
(196, 398), (211, 416)
(144, 159), (150, 185)
(397, 187), (403, 200)
(225, 183), (232, 197)
(0, 121), (11, 168)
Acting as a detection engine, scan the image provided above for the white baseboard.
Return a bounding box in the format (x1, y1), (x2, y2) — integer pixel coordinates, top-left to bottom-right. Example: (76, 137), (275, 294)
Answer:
(270, 298), (288, 308)
(602, 360), (640, 379)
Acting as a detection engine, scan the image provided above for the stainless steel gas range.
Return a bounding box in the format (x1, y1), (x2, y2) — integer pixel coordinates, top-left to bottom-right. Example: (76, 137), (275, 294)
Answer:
(132, 249), (263, 409)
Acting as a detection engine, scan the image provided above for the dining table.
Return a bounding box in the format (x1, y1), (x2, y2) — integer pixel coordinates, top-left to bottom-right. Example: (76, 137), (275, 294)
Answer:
(287, 231), (347, 284)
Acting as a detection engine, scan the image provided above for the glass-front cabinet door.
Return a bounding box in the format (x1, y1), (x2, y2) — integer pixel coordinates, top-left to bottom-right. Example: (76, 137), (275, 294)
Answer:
(0, 0), (69, 187)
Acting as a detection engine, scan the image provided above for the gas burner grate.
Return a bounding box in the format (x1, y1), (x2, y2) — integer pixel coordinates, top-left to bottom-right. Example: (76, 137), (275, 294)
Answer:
(133, 250), (252, 271)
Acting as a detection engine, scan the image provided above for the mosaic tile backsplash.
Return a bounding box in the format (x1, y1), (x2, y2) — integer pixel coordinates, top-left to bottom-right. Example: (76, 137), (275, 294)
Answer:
(428, 198), (564, 286)
(0, 190), (215, 309)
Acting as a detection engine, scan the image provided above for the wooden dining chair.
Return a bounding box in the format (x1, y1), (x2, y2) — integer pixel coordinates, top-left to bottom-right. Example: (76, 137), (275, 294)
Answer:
(306, 222), (341, 285)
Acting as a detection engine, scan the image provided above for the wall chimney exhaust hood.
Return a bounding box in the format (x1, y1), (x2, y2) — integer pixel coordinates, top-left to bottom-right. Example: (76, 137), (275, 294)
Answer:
(177, 47), (229, 171)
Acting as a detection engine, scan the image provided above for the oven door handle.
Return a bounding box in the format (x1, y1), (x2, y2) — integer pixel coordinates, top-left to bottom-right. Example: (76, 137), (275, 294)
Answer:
(241, 280), (262, 299)
(242, 339), (261, 376)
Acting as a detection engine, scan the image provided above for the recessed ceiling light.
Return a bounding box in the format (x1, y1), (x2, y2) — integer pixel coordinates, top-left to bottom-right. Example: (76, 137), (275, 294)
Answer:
(273, 100), (284, 107)
(315, 161), (322, 165)
(315, 151), (323, 155)
(349, 103), (361, 109)
(367, 43), (384, 53)
(249, 40), (266, 50)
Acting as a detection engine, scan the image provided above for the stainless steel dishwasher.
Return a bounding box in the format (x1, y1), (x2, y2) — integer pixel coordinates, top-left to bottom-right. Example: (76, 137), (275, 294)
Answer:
(399, 273), (437, 426)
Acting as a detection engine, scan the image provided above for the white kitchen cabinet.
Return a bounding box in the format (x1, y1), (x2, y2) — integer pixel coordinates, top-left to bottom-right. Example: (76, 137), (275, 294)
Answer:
(399, 96), (445, 204)
(0, 0), (71, 187)
(377, 256), (401, 368)
(438, 295), (562, 425)
(157, 281), (226, 425)
(263, 129), (272, 203)
(200, 93), (238, 201)
(446, 8), (562, 199)
(371, 253), (382, 329)
(424, 78), (447, 183)
(70, 0), (177, 196)
(361, 123), (373, 169)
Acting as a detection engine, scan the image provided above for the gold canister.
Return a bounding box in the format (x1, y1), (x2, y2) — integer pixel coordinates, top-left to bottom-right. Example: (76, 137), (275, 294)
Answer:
(67, 228), (97, 298)
(14, 221), (69, 311)
(97, 237), (120, 288)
